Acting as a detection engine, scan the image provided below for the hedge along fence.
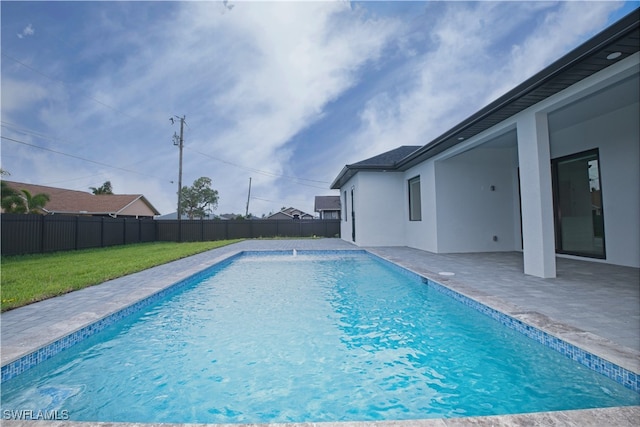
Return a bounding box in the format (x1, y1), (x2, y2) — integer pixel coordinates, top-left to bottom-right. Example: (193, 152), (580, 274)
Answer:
(0, 214), (341, 256)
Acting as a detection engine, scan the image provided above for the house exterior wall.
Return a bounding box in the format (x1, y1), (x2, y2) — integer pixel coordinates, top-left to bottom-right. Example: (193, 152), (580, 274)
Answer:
(339, 177), (353, 243)
(319, 210), (340, 220)
(404, 161), (438, 252)
(549, 101), (640, 268)
(119, 199), (158, 218)
(433, 146), (519, 253)
(337, 52), (639, 272)
(339, 172), (406, 246)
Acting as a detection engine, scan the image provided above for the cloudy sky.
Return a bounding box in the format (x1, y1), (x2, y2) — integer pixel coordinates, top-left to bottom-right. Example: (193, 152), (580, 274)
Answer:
(2, 1), (638, 217)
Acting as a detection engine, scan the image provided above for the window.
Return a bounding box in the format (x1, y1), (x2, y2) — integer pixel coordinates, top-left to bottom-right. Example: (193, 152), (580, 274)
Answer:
(408, 176), (422, 221)
(552, 149), (605, 258)
(323, 211), (339, 220)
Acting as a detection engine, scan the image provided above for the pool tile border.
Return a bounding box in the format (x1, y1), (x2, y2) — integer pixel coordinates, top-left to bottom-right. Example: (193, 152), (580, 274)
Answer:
(0, 252), (242, 383)
(2, 249), (638, 395)
(367, 251), (640, 393)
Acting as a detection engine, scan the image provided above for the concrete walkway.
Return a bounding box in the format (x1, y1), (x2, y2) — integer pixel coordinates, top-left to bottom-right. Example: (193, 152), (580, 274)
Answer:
(1, 238), (638, 427)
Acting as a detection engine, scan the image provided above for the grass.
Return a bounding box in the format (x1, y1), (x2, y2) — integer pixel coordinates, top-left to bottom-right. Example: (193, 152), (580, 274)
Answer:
(0, 240), (244, 312)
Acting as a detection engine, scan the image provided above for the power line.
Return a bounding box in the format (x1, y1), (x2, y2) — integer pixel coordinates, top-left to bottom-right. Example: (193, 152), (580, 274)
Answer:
(251, 195), (314, 207)
(2, 120), (174, 178)
(1, 121), (70, 145)
(1, 135), (169, 182)
(187, 146), (330, 189)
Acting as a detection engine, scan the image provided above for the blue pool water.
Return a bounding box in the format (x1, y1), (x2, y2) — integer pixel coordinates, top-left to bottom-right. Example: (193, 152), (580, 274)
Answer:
(1, 252), (638, 423)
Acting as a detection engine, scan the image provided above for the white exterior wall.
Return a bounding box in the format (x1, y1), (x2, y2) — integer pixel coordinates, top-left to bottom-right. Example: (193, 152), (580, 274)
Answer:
(433, 146), (519, 253)
(404, 161), (438, 252)
(339, 175), (357, 244)
(338, 53), (639, 272)
(550, 102), (640, 267)
(339, 172), (406, 247)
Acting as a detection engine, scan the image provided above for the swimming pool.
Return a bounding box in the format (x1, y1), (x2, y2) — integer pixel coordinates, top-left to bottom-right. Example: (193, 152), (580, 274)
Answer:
(1, 251), (638, 423)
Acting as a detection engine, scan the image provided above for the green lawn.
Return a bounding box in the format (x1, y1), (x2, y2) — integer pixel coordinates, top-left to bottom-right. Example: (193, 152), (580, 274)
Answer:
(0, 240), (243, 312)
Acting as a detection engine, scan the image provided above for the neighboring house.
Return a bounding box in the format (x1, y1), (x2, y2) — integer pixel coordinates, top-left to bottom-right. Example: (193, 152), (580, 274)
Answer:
(266, 207), (314, 220)
(314, 195), (341, 220)
(217, 213), (239, 220)
(3, 181), (160, 218)
(331, 11), (639, 278)
(155, 212), (192, 220)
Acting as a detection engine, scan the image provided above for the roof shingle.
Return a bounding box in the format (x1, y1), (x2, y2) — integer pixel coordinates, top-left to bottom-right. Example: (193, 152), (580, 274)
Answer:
(3, 181), (160, 216)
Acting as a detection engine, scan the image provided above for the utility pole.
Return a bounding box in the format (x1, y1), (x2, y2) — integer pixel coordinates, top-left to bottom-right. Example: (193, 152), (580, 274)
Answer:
(171, 115), (186, 240)
(245, 177), (252, 218)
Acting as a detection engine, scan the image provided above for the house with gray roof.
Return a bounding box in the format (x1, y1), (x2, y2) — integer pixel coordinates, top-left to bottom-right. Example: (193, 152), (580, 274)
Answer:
(331, 10), (639, 278)
(314, 195), (342, 220)
(266, 207), (314, 220)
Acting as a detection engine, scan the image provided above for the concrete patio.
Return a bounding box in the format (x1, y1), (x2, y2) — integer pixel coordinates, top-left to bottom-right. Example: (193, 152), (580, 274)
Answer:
(1, 238), (638, 427)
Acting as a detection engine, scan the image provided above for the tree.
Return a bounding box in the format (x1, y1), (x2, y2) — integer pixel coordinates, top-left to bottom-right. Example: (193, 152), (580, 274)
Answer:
(20, 189), (50, 214)
(1, 181), (23, 212)
(1, 183), (50, 214)
(90, 181), (113, 195)
(179, 177), (219, 219)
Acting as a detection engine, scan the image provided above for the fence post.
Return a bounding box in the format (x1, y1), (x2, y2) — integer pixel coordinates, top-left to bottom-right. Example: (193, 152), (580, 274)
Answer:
(100, 217), (105, 248)
(40, 215), (45, 253)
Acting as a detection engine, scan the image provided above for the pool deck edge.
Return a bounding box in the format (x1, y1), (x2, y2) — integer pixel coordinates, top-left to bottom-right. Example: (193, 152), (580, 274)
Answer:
(365, 248), (640, 376)
(0, 250), (244, 367)
(1, 406), (639, 427)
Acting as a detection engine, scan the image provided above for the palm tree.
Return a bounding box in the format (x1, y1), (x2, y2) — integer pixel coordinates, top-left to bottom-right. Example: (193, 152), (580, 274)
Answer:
(1, 183), (50, 214)
(90, 181), (113, 195)
(20, 189), (50, 214)
(1, 181), (24, 213)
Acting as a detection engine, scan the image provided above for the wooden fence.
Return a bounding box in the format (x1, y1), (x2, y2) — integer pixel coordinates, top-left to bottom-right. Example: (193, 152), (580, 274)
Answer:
(1, 214), (341, 256)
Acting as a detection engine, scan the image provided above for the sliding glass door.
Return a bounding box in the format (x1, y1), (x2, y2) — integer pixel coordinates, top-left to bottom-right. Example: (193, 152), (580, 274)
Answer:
(552, 149), (605, 258)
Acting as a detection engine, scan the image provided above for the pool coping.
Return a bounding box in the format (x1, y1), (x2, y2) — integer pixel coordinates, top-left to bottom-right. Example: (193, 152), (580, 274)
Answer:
(1, 247), (639, 426)
(0, 250), (246, 372)
(1, 403), (639, 427)
(366, 250), (640, 383)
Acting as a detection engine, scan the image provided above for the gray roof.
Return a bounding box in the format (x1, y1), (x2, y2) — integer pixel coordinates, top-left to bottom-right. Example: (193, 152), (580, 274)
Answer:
(331, 9), (639, 189)
(314, 195), (341, 212)
(330, 146), (421, 189)
(351, 146), (422, 167)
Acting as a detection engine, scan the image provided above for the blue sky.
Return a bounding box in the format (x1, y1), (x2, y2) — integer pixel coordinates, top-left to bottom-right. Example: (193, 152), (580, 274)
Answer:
(2, 1), (638, 216)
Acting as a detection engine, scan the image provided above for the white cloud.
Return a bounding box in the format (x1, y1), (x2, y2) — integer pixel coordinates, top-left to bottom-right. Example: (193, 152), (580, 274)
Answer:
(2, 2), (399, 214)
(0, 78), (48, 113)
(1, 1), (625, 216)
(486, 1), (620, 102)
(16, 23), (34, 39)
(80, 1), (401, 213)
(340, 1), (624, 167)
